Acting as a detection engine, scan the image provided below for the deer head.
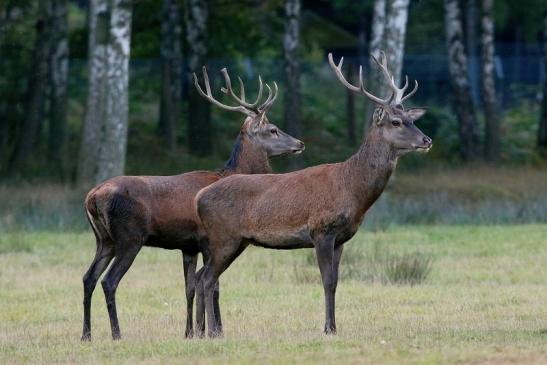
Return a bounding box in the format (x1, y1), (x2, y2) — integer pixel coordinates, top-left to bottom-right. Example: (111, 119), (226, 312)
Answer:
(328, 52), (432, 156)
(193, 67), (305, 157)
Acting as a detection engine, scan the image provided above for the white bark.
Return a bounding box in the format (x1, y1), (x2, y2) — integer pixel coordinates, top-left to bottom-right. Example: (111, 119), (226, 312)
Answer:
(78, 0), (132, 185)
(481, 0), (498, 160)
(369, 0), (386, 61)
(96, 0), (132, 182)
(444, 0), (480, 160)
(365, 0), (408, 133)
(383, 0), (409, 87)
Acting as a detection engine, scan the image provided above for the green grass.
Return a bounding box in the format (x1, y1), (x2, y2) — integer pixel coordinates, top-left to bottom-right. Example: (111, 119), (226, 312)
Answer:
(1, 225), (546, 364)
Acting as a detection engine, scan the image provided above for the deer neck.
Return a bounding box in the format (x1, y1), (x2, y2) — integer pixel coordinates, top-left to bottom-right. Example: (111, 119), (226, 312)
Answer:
(343, 127), (397, 212)
(222, 132), (271, 175)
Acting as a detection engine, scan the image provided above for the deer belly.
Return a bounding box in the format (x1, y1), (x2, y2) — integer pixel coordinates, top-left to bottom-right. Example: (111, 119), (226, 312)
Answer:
(248, 226), (313, 250)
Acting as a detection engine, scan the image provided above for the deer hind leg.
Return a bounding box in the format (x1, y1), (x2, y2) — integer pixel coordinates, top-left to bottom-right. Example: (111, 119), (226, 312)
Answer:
(183, 253), (198, 338)
(81, 239), (114, 341)
(213, 280), (222, 332)
(195, 246), (223, 338)
(200, 242), (248, 338)
(195, 266), (206, 338)
(195, 267), (222, 338)
(101, 240), (142, 340)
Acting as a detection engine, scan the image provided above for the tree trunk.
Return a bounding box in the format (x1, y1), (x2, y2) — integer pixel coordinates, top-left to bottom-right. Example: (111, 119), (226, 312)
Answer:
(48, 0), (69, 179)
(539, 9), (547, 154)
(78, 0), (108, 184)
(365, 0), (386, 134)
(284, 0), (301, 142)
(185, 0), (211, 157)
(444, 0), (480, 161)
(8, 0), (51, 176)
(346, 63), (356, 145)
(466, 0), (480, 104)
(480, 0), (498, 161)
(78, 0), (132, 185)
(357, 14), (368, 136)
(159, 0), (182, 151)
(383, 0), (409, 88)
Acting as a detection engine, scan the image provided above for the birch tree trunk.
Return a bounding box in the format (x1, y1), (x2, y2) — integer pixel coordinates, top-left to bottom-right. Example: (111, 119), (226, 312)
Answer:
(185, 0), (211, 156)
(466, 0), (480, 104)
(78, 0), (108, 184)
(78, 0), (132, 185)
(8, 0), (51, 175)
(383, 0), (409, 89)
(48, 0), (69, 178)
(346, 64), (356, 145)
(539, 9), (547, 154)
(159, 0), (182, 151)
(284, 0), (301, 142)
(444, 0), (480, 161)
(480, 0), (499, 161)
(365, 0), (385, 134)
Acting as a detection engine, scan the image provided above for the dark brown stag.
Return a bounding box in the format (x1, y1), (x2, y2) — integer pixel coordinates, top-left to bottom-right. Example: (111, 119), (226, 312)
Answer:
(81, 67), (304, 341)
(194, 52), (432, 337)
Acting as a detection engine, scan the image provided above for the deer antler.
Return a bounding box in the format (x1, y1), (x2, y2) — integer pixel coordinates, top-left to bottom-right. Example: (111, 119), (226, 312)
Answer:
(193, 67), (278, 117)
(258, 82), (278, 114)
(328, 53), (389, 106)
(328, 52), (419, 107)
(371, 51), (418, 106)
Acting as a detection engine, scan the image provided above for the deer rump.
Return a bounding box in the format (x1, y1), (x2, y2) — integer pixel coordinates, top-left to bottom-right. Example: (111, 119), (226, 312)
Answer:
(85, 172), (218, 255)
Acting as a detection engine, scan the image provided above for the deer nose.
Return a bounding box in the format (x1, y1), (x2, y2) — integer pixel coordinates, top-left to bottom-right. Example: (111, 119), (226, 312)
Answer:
(299, 141), (305, 149)
(423, 136), (432, 146)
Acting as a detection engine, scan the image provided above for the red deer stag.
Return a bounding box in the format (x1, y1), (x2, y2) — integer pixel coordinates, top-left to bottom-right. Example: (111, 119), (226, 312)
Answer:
(81, 67), (304, 341)
(194, 52), (432, 337)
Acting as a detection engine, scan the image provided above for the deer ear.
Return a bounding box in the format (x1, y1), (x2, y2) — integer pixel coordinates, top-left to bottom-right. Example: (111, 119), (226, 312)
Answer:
(374, 107), (387, 126)
(258, 112), (268, 125)
(407, 108), (427, 120)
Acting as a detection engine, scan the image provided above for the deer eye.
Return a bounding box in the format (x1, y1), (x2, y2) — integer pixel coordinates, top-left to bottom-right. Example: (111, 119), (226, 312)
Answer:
(270, 128), (278, 135)
(391, 119), (402, 127)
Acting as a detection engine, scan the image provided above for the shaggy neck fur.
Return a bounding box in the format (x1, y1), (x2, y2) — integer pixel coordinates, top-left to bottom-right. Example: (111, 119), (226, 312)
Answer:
(221, 131), (271, 176)
(342, 125), (397, 215)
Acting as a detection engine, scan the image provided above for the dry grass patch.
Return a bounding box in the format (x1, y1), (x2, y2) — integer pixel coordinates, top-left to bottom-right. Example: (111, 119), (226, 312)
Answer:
(1, 225), (546, 364)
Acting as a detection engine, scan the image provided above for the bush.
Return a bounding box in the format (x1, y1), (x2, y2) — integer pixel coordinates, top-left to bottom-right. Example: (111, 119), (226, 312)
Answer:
(293, 244), (433, 286)
(383, 251), (433, 286)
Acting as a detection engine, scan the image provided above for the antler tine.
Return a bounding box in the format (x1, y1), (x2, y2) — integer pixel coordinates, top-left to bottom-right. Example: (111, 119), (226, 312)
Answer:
(220, 68), (263, 110)
(193, 66), (256, 117)
(328, 52), (389, 106)
(258, 81), (278, 113)
(258, 83), (274, 112)
(400, 79), (419, 103)
(237, 76), (246, 102)
(254, 75), (264, 107)
(372, 51), (419, 106)
(328, 53), (361, 93)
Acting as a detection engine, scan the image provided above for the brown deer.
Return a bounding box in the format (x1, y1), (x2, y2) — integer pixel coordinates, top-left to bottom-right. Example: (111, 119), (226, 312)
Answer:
(81, 67), (304, 341)
(194, 52), (432, 337)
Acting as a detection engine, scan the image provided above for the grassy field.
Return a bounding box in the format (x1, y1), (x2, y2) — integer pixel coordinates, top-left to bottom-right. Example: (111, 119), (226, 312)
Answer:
(1, 225), (546, 364)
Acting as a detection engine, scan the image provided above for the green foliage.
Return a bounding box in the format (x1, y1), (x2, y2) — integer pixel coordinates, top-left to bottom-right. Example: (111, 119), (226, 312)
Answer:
(383, 251), (433, 285)
(0, 232), (32, 254)
(499, 99), (542, 163)
(1, 0), (545, 181)
(131, 0), (162, 58)
(297, 244), (434, 286)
